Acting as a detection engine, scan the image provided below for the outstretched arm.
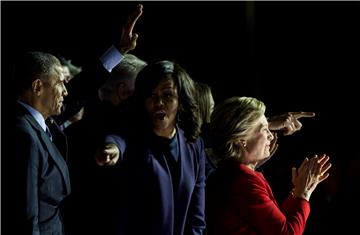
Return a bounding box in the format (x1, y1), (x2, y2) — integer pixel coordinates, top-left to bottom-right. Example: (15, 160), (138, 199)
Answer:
(268, 112), (315, 136)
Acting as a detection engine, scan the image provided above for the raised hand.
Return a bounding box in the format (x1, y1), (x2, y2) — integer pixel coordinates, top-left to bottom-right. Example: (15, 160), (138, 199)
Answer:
(291, 154), (331, 201)
(117, 4), (143, 54)
(268, 111), (315, 136)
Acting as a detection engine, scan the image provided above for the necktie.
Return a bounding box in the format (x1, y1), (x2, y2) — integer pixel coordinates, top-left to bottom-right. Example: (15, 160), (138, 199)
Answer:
(46, 126), (53, 141)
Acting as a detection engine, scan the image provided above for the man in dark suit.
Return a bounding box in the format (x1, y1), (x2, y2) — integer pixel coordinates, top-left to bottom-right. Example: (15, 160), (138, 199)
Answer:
(60, 5), (144, 235)
(4, 51), (71, 235)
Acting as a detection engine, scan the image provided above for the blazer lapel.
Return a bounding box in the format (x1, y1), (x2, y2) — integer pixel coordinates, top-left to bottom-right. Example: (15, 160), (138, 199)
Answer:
(177, 129), (193, 197)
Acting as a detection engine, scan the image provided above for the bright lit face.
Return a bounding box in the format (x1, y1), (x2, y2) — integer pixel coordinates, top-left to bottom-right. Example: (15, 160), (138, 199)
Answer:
(40, 65), (68, 118)
(145, 77), (179, 138)
(242, 115), (274, 167)
(61, 65), (72, 83)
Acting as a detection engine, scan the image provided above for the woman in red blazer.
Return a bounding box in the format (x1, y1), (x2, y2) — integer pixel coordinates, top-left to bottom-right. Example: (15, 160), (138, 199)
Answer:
(206, 97), (331, 235)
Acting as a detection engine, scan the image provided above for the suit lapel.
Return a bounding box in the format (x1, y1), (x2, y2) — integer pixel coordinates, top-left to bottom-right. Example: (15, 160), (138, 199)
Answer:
(47, 118), (68, 161)
(24, 114), (71, 194)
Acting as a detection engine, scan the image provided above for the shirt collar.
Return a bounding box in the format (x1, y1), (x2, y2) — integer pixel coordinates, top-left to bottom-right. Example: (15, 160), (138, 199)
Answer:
(18, 101), (47, 132)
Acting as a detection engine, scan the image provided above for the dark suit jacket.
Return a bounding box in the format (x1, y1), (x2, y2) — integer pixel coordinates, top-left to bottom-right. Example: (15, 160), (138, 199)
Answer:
(59, 56), (121, 235)
(47, 117), (68, 161)
(3, 103), (71, 235)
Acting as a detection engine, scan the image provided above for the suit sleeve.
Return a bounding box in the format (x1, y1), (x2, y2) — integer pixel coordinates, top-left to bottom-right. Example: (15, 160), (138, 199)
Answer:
(15, 129), (41, 235)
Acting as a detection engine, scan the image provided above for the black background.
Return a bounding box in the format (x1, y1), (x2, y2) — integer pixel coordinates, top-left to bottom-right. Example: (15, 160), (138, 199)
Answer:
(2, 1), (360, 234)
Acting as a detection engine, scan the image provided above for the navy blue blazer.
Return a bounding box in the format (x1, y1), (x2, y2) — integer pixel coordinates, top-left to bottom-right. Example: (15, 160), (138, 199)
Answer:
(105, 127), (206, 235)
(5, 103), (71, 235)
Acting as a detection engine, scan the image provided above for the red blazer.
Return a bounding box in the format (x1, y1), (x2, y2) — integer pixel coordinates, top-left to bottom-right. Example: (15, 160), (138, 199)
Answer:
(206, 158), (310, 235)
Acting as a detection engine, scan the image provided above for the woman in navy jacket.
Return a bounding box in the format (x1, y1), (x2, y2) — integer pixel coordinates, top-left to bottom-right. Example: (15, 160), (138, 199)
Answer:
(96, 60), (206, 235)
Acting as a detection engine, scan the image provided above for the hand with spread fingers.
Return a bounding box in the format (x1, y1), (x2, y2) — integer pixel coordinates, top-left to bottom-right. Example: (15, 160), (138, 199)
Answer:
(291, 154), (332, 201)
(268, 111), (316, 136)
(117, 4), (143, 54)
(95, 143), (120, 166)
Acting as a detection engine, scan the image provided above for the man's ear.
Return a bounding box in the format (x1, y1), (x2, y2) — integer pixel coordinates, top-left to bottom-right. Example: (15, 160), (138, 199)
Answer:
(32, 79), (43, 96)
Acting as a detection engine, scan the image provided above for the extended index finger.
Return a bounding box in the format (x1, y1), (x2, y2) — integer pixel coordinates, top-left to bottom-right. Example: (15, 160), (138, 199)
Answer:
(291, 111), (316, 119)
(124, 4), (143, 35)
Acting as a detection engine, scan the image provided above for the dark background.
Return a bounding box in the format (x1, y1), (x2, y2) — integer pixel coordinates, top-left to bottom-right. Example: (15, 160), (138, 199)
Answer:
(2, 1), (360, 234)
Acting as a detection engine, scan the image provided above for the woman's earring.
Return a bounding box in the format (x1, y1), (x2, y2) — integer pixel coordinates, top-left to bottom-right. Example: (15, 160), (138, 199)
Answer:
(241, 141), (247, 148)
(236, 140), (247, 149)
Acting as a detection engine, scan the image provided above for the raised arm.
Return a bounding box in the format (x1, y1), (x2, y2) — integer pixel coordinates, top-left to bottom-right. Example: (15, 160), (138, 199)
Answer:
(117, 4), (143, 54)
(268, 111), (315, 136)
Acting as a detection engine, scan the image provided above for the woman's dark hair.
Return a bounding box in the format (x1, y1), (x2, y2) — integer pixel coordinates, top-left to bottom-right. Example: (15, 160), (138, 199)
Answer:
(134, 60), (201, 142)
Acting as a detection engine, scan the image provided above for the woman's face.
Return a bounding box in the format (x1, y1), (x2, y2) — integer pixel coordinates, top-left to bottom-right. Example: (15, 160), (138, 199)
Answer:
(145, 76), (179, 138)
(242, 115), (274, 167)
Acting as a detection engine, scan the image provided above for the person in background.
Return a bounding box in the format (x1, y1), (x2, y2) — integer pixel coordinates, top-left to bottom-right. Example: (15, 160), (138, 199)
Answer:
(195, 82), (214, 146)
(195, 82), (216, 178)
(95, 60), (206, 235)
(95, 53), (147, 136)
(57, 55), (82, 84)
(5, 51), (70, 235)
(65, 54), (146, 235)
(61, 4), (144, 235)
(51, 55), (84, 130)
(205, 96), (331, 235)
(98, 53), (146, 107)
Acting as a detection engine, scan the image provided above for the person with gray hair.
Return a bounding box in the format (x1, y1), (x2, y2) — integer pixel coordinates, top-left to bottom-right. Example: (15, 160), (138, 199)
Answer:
(206, 96), (331, 235)
(98, 53), (147, 107)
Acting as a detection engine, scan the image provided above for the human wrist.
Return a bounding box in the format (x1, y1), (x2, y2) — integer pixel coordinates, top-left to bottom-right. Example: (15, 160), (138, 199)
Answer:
(116, 45), (127, 55)
(292, 188), (310, 201)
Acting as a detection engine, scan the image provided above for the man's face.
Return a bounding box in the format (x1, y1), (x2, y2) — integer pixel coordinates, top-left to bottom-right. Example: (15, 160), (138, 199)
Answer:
(40, 65), (68, 117)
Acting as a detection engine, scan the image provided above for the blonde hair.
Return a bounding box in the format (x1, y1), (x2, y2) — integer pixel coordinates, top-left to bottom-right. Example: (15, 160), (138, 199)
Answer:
(210, 97), (266, 161)
(196, 82), (213, 124)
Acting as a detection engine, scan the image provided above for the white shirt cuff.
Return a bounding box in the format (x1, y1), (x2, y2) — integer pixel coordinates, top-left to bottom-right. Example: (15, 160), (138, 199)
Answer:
(99, 45), (124, 73)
